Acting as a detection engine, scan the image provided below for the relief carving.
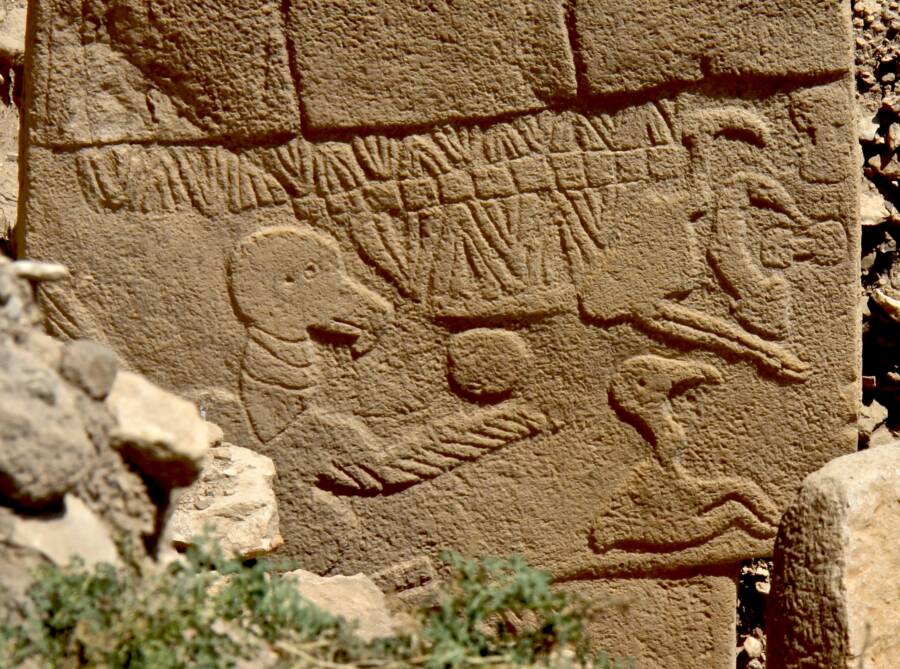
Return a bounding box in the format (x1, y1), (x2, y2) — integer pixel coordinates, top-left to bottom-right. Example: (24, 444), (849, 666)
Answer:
(591, 355), (780, 557)
(23, 2), (859, 661)
(228, 226), (392, 443)
(65, 93), (854, 572)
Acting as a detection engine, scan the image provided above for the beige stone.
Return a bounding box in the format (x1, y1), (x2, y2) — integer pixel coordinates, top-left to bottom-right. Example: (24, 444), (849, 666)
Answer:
(285, 569), (398, 642)
(1, 494), (121, 568)
(0, 342), (95, 510)
(168, 443), (283, 559)
(106, 371), (217, 487)
(28, 0), (300, 146)
(0, 0), (24, 243)
(575, 0), (852, 96)
(769, 445), (900, 669)
(21, 3), (859, 666)
(287, 0), (576, 130)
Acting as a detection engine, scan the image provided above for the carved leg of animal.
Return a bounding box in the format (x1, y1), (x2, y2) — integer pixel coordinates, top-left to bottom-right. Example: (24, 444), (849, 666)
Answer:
(591, 459), (778, 554)
(642, 301), (810, 380)
(686, 467), (781, 529)
(317, 399), (553, 496)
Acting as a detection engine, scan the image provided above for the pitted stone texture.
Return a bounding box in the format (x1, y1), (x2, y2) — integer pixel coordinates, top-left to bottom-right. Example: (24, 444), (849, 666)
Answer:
(769, 445), (900, 669)
(287, 0), (576, 129)
(28, 0), (300, 146)
(564, 573), (738, 669)
(61, 339), (119, 400)
(22, 3), (858, 667)
(575, 0), (852, 96)
(0, 342), (95, 510)
(168, 443), (283, 559)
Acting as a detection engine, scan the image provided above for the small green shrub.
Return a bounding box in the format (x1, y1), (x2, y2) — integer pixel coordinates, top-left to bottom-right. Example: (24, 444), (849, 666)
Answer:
(0, 542), (629, 669)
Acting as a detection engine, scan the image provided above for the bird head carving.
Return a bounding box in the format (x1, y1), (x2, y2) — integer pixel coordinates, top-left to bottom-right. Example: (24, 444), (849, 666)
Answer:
(608, 355), (723, 451)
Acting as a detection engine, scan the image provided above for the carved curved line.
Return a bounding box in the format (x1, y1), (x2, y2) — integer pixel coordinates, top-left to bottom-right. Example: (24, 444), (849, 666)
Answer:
(591, 501), (777, 556)
(645, 301), (810, 380)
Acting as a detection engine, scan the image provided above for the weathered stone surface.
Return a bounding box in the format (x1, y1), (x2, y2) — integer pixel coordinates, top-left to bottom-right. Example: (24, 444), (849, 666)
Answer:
(0, 257), (44, 339)
(106, 371), (216, 487)
(75, 442), (157, 549)
(28, 0), (300, 146)
(0, 494), (121, 568)
(21, 3), (859, 667)
(168, 443), (282, 559)
(565, 573), (738, 668)
(0, 343), (95, 510)
(285, 570), (398, 642)
(769, 445), (900, 669)
(287, 0), (576, 130)
(575, 0), (852, 96)
(61, 339), (119, 400)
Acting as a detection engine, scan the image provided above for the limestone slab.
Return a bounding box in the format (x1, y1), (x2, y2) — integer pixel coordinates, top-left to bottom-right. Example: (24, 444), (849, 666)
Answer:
(21, 3), (859, 666)
(27, 0), (300, 146)
(286, 0), (577, 130)
(575, 0), (852, 96)
(769, 445), (900, 669)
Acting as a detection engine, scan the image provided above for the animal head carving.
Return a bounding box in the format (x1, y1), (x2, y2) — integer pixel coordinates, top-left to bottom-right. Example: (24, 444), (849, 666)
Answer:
(608, 355), (722, 448)
(229, 226), (392, 351)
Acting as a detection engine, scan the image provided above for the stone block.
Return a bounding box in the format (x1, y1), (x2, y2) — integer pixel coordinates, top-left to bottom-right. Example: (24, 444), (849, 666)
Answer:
(575, 0), (852, 96)
(286, 0), (577, 129)
(28, 0), (300, 146)
(21, 3), (860, 666)
(769, 445), (900, 669)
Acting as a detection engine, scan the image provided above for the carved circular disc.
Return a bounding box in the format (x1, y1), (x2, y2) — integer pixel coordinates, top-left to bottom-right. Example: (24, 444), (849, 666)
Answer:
(448, 328), (530, 398)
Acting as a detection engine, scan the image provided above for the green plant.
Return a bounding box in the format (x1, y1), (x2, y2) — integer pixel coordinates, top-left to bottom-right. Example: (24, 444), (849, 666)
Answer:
(1, 542), (628, 669)
(423, 552), (589, 668)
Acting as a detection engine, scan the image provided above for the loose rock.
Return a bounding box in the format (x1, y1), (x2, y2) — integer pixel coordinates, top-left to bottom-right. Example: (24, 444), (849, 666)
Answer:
(769, 445), (900, 669)
(0, 344), (95, 510)
(168, 443), (283, 559)
(106, 371), (217, 487)
(1, 494), (121, 568)
(284, 569), (398, 642)
(60, 339), (119, 400)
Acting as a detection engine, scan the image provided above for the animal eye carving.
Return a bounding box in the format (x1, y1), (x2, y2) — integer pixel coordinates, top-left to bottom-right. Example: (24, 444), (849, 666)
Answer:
(303, 262), (319, 280)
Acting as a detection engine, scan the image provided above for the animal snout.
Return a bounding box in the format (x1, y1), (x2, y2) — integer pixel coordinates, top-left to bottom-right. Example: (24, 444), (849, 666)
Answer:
(317, 274), (393, 355)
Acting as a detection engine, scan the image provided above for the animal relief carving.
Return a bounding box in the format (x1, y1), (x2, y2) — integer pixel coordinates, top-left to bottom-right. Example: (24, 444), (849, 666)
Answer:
(592, 355), (780, 558)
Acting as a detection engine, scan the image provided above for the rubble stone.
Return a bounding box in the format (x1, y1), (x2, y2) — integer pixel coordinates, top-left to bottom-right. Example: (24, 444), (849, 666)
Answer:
(769, 445), (900, 669)
(285, 570), (398, 642)
(60, 339), (119, 400)
(0, 494), (121, 568)
(0, 343), (95, 510)
(168, 443), (283, 559)
(106, 371), (216, 487)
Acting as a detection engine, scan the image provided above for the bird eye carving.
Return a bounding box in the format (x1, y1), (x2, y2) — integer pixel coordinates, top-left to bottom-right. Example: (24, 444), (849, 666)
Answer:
(303, 262), (319, 280)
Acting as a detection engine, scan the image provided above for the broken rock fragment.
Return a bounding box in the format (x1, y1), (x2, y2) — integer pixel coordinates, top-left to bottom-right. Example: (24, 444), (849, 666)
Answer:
(769, 445), (900, 669)
(284, 570), (398, 642)
(0, 343), (95, 510)
(0, 494), (121, 569)
(106, 371), (218, 487)
(168, 443), (282, 559)
(60, 339), (119, 400)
